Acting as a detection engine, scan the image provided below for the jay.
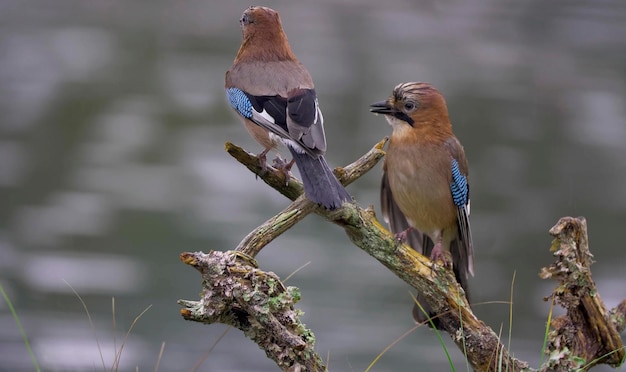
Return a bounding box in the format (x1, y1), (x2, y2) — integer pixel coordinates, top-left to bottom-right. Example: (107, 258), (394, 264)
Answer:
(370, 82), (474, 328)
(225, 6), (351, 210)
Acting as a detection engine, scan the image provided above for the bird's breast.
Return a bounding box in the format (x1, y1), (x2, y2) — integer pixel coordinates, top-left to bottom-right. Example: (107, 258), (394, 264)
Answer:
(385, 138), (457, 234)
(243, 119), (278, 149)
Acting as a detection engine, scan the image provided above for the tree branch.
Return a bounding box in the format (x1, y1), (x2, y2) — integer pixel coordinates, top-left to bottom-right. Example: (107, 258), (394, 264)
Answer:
(179, 140), (625, 371)
(228, 138), (387, 256)
(179, 250), (323, 371)
(539, 216), (625, 370)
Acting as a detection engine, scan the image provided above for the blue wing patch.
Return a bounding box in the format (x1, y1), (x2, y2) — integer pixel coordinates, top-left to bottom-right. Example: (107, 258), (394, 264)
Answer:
(450, 158), (468, 207)
(226, 88), (253, 119)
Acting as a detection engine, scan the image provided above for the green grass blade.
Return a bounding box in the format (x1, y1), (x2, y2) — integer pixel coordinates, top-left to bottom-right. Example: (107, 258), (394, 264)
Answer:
(507, 271), (516, 372)
(412, 294), (455, 372)
(365, 324), (419, 372)
(459, 304), (469, 372)
(0, 282), (41, 372)
(539, 295), (555, 367)
(580, 346), (626, 370)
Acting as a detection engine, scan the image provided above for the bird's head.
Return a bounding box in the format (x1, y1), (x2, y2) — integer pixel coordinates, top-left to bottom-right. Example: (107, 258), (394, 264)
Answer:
(235, 6), (294, 62)
(239, 6), (282, 39)
(370, 82), (451, 132)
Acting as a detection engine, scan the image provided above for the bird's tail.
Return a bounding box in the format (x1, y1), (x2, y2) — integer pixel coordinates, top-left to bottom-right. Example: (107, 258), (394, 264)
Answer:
(412, 239), (471, 330)
(288, 148), (351, 210)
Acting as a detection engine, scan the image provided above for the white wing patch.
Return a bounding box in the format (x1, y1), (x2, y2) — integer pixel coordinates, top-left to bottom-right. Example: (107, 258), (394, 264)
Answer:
(282, 138), (307, 154)
(257, 109), (276, 124)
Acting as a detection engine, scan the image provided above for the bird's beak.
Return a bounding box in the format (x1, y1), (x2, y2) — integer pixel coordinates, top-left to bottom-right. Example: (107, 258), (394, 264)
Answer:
(369, 100), (414, 126)
(369, 101), (396, 115)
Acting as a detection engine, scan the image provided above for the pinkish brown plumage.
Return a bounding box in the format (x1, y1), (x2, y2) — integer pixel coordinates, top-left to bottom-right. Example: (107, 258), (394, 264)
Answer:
(371, 82), (473, 328)
(225, 6), (350, 209)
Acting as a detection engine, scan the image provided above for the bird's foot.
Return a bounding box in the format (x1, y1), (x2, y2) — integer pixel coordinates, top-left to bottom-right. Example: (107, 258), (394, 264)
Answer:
(272, 156), (295, 185)
(394, 227), (413, 245)
(255, 148), (271, 178)
(430, 242), (451, 270)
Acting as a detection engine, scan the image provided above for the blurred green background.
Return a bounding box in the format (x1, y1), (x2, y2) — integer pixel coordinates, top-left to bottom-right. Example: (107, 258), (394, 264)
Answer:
(1, 1), (625, 371)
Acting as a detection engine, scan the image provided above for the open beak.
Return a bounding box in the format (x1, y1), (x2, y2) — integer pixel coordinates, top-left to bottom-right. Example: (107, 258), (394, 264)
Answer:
(369, 100), (396, 115)
(369, 100), (414, 126)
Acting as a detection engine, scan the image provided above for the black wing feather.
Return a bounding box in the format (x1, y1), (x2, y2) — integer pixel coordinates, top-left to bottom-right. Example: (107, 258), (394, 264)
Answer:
(287, 88), (317, 129)
(245, 93), (289, 132)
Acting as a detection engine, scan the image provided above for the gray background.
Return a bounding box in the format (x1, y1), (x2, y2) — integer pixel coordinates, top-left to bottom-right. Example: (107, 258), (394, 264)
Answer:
(1, 1), (625, 371)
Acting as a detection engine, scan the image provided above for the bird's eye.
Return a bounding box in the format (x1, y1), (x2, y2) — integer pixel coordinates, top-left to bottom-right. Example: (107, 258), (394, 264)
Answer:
(240, 14), (253, 25)
(404, 102), (415, 111)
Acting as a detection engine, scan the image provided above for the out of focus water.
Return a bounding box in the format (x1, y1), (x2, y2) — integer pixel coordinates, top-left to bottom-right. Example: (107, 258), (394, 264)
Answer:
(1, 1), (625, 371)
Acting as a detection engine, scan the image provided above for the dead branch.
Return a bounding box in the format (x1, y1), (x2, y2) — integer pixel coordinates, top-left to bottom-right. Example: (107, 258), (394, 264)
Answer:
(539, 217), (625, 371)
(179, 140), (625, 372)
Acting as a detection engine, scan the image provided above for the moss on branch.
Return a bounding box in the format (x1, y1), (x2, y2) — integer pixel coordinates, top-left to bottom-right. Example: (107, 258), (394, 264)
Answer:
(179, 140), (625, 371)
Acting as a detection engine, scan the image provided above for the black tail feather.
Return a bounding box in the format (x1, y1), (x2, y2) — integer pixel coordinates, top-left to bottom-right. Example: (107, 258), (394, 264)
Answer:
(288, 148), (351, 209)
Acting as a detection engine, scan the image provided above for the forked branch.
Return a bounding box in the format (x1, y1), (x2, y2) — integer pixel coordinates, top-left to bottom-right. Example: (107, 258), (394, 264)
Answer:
(179, 140), (625, 371)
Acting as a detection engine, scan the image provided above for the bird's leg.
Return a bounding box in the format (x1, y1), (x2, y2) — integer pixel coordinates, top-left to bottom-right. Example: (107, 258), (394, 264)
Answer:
(430, 238), (451, 269)
(394, 226), (413, 245)
(256, 147), (272, 177)
(272, 156), (295, 185)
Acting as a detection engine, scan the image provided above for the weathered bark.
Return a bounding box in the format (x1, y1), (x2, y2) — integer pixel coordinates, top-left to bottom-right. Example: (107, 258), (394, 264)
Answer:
(178, 140), (625, 371)
(539, 217), (625, 371)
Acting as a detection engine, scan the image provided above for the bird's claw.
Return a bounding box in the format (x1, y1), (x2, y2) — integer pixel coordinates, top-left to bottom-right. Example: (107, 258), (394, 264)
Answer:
(272, 156), (295, 185)
(255, 148), (271, 179)
(392, 227), (413, 251)
(429, 243), (451, 271)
